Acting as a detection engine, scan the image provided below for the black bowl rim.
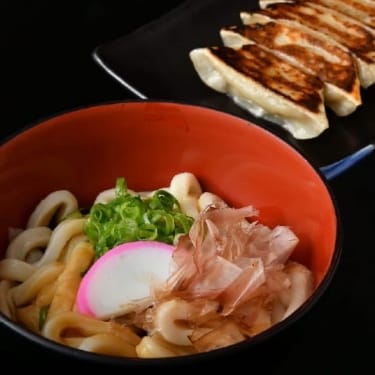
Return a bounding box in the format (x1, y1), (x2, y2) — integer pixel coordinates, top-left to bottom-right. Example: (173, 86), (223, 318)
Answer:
(0, 98), (342, 367)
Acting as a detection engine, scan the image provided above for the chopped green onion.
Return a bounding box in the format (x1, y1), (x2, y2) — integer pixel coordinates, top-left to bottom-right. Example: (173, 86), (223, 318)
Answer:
(115, 177), (127, 197)
(174, 213), (195, 234)
(39, 305), (49, 331)
(148, 190), (180, 211)
(84, 178), (194, 258)
(137, 223), (158, 240)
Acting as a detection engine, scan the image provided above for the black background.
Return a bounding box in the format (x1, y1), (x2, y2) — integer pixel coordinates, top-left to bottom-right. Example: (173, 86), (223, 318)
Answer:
(1, 1), (374, 372)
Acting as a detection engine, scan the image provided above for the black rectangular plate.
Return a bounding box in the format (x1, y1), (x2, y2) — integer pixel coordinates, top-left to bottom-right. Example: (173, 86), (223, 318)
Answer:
(93, 0), (375, 168)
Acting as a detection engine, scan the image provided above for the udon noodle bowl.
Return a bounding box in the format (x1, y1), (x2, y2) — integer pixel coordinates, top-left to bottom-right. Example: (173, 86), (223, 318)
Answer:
(0, 172), (314, 358)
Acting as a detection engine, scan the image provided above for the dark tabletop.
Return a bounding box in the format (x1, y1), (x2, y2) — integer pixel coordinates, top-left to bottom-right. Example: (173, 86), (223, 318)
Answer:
(1, 1), (374, 372)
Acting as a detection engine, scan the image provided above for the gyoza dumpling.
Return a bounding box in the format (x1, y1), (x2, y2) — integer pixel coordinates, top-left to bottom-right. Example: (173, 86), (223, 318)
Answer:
(220, 19), (362, 116)
(242, 1), (375, 88)
(259, 0), (375, 29)
(189, 44), (329, 139)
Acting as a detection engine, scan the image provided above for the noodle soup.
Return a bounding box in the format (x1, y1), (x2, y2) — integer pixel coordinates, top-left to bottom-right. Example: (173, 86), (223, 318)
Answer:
(0, 101), (340, 364)
(0, 172), (315, 358)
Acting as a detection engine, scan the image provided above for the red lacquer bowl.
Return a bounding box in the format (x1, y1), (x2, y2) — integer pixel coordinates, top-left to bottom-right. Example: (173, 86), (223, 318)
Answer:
(0, 100), (341, 367)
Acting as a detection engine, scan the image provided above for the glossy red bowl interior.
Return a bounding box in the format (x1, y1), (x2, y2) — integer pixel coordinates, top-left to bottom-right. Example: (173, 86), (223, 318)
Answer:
(0, 100), (340, 365)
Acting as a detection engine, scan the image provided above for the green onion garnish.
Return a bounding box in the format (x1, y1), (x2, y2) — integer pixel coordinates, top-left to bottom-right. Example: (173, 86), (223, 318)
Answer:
(84, 177), (194, 258)
(39, 305), (49, 331)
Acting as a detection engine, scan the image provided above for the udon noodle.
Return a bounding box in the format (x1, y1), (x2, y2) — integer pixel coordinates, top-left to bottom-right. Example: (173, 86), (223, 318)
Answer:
(0, 172), (314, 358)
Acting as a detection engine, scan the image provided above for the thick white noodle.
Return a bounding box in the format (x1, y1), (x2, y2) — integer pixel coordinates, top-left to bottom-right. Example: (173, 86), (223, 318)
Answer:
(5, 227), (52, 261)
(11, 262), (64, 307)
(93, 188), (116, 204)
(27, 190), (78, 228)
(0, 259), (35, 282)
(0, 280), (16, 318)
(282, 263), (314, 319)
(153, 299), (194, 346)
(34, 218), (86, 267)
(169, 172), (202, 218)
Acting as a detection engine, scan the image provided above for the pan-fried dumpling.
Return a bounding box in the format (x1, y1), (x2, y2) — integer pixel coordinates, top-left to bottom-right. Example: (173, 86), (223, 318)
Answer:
(189, 45), (329, 139)
(242, 1), (375, 88)
(220, 20), (362, 116)
(259, 0), (375, 29)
